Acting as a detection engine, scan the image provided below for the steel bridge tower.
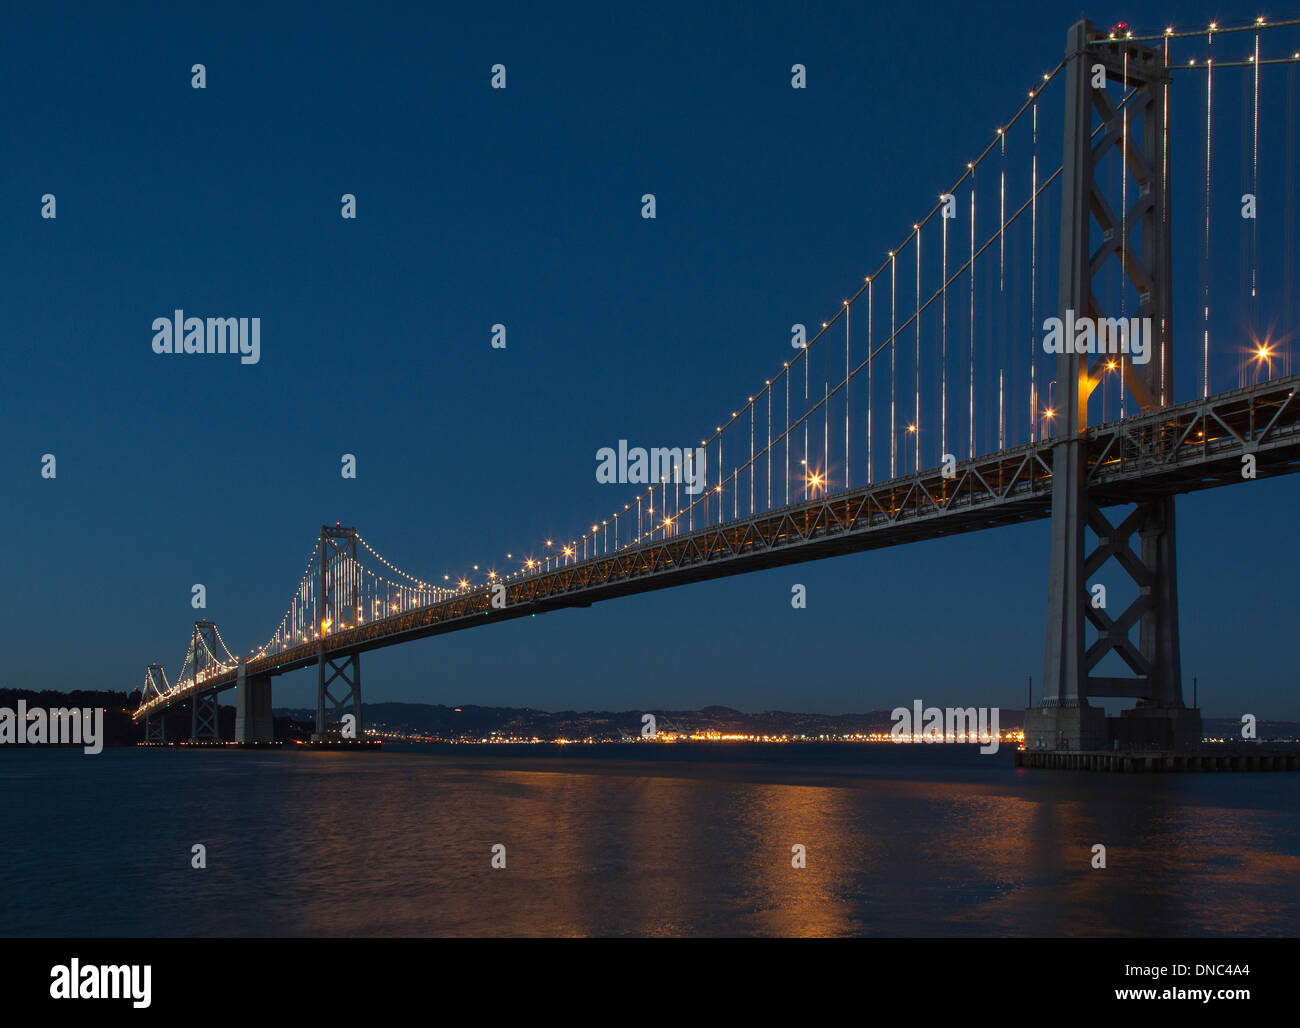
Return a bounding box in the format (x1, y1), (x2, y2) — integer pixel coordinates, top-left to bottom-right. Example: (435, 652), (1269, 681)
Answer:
(314, 524), (363, 741)
(143, 663), (168, 743)
(189, 620), (221, 742)
(1027, 19), (1201, 751)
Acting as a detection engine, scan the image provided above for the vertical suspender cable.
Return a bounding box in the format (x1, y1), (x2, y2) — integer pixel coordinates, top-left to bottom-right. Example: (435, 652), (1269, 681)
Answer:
(915, 228), (921, 471)
(943, 202), (949, 459)
(1251, 31), (1260, 307)
(1120, 49), (1128, 422)
(1203, 41), (1213, 398)
(999, 130), (1006, 449)
(891, 254), (897, 476)
(1031, 100), (1038, 442)
(1286, 62), (1297, 378)
(969, 171), (976, 459)
(867, 279), (873, 484)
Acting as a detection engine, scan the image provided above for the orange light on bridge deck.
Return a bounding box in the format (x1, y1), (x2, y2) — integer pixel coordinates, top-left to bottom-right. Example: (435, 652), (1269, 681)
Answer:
(458, 579), (469, 589)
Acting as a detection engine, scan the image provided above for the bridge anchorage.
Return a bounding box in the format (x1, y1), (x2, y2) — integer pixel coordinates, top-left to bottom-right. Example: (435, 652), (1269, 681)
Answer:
(1031, 19), (1191, 754)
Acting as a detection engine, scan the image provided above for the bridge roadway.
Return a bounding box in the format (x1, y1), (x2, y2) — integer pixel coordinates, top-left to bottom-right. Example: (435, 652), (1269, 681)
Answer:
(136, 373), (1300, 722)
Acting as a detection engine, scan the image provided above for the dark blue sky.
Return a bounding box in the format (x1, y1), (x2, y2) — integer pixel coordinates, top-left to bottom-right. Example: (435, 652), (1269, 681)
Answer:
(4, 1), (1297, 718)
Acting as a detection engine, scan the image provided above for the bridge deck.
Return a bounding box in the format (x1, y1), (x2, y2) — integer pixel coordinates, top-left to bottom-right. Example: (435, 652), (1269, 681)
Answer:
(136, 374), (1300, 721)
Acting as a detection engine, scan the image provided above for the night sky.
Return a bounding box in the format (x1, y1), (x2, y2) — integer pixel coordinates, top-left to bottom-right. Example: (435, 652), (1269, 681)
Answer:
(3, 0), (1297, 718)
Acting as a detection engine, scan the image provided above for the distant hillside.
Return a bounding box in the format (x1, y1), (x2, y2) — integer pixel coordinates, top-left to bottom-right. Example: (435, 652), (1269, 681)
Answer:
(0, 690), (1291, 746)
(271, 703), (1300, 743)
(271, 701), (923, 740)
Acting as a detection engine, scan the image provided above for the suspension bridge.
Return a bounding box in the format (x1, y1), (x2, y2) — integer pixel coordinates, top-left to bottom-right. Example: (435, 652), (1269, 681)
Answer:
(134, 17), (1300, 753)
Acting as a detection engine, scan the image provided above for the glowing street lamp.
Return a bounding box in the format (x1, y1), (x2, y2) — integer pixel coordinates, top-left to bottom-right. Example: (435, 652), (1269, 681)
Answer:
(1252, 341), (1274, 382)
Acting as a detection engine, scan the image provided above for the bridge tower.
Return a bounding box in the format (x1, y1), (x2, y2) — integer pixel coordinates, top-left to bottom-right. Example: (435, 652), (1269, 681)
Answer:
(189, 620), (221, 743)
(313, 524), (363, 741)
(143, 663), (168, 744)
(1028, 19), (1201, 751)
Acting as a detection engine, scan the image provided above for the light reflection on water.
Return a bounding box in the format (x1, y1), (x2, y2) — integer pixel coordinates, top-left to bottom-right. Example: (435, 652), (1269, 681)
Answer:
(1, 745), (1296, 937)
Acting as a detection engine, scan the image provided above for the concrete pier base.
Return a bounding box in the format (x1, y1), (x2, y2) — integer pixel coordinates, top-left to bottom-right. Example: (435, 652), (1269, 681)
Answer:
(235, 666), (273, 744)
(1025, 703), (1202, 755)
(1015, 747), (1300, 771)
(1024, 704), (1110, 751)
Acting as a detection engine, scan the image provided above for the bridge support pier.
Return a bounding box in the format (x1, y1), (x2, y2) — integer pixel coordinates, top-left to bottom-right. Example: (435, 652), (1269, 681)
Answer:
(235, 659), (274, 744)
(144, 717), (165, 744)
(314, 652), (362, 742)
(1029, 19), (1200, 753)
(190, 691), (220, 743)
